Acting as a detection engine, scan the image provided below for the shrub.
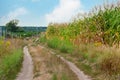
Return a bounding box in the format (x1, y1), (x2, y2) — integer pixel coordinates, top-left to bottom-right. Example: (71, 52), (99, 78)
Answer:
(47, 37), (60, 49)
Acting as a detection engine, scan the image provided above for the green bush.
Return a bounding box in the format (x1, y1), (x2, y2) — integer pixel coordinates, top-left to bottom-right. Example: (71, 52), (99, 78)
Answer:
(59, 40), (74, 53)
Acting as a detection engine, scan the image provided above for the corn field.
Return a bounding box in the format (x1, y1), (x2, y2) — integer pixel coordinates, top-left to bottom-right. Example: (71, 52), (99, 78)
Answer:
(43, 1), (120, 80)
(46, 1), (120, 47)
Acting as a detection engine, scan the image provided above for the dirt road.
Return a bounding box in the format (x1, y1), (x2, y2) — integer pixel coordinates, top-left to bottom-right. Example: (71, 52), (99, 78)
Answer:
(16, 45), (91, 80)
(16, 46), (33, 80)
(29, 45), (78, 80)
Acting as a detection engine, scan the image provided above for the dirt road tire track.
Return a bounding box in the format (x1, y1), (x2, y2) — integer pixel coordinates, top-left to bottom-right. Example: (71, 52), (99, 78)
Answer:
(16, 46), (33, 80)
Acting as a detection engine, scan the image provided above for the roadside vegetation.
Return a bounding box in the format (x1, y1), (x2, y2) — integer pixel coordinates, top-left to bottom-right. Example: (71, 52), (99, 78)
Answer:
(5, 19), (41, 38)
(39, 1), (120, 80)
(0, 37), (24, 80)
(0, 19), (44, 80)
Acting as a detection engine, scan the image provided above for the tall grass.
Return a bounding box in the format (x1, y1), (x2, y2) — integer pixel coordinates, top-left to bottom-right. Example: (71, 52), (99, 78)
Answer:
(0, 38), (23, 80)
(98, 48), (120, 76)
(59, 40), (74, 53)
(46, 37), (74, 53)
(0, 49), (23, 80)
(0, 38), (11, 57)
(47, 37), (61, 49)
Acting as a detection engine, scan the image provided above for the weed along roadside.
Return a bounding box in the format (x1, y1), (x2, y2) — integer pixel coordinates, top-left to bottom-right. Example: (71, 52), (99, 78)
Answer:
(16, 46), (34, 80)
(0, 38), (23, 80)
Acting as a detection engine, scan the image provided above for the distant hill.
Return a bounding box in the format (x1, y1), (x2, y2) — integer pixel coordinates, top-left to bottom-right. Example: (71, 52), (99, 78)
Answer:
(0, 26), (47, 36)
(21, 26), (47, 32)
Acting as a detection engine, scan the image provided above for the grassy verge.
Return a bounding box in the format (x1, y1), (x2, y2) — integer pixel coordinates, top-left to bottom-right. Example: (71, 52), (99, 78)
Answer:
(59, 44), (120, 80)
(0, 49), (23, 80)
(0, 38), (24, 80)
(40, 36), (74, 53)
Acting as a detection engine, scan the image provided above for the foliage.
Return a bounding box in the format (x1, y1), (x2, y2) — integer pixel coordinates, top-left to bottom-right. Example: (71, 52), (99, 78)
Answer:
(6, 19), (19, 32)
(17, 31), (39, 38)
(8, 31), (40, 38)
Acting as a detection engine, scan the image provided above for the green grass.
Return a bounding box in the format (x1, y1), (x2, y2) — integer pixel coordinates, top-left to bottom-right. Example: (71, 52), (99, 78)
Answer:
(47, 37), (60, 49)
(39, 36), (46, 43)
(0, 49), (23, 80)
(52, 73), (69, 80)
(59, 40), (74, 53)
(61, 73), (69, 80)
(46, 37), (74, 53)
(52, 73), (57, 80)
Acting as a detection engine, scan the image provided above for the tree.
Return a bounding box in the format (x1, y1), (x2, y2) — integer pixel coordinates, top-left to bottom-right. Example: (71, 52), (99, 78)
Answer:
(6, 19), (19, 32)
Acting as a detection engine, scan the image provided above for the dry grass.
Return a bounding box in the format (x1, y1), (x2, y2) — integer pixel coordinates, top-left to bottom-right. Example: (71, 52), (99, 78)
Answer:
(58, 43), (120, 80)
(0, 38), (24, 58)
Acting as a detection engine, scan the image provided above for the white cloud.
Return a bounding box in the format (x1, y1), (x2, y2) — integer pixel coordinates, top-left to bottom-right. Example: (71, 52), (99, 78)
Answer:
(0, 7), (28, 25)
(45, 0), (84, 24)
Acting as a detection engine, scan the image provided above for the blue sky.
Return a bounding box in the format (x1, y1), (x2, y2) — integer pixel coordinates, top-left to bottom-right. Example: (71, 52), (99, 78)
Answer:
(0, 0), (115, 26)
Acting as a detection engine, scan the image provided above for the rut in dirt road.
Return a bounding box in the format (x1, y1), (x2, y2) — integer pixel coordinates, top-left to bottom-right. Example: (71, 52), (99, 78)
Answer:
(47, 46), (91, 80)
(58, 56), (91, 80)
(16, 46), (33, 80)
